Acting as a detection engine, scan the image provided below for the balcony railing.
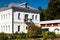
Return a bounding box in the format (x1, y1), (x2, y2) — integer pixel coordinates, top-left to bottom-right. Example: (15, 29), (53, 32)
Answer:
(24, 18), (32, 22)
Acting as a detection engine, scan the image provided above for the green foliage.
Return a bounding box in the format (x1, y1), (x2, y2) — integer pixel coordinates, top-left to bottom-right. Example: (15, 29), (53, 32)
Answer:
(0, 33), (11, 40)
(19, 32), (27, 39)
(28, 25), (41, 37)
(45, 0), (60, 20)
(38, 6), (46, 21)
(43, 31), (55, 39)
(55, 34), (60, 38)
(1, 31), (60, 40)
(38, 0), (60, 21)
(0, 32), (29, 40)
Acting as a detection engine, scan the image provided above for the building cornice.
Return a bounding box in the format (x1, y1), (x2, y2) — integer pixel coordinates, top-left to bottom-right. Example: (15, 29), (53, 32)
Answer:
(0, 3), (41, 13)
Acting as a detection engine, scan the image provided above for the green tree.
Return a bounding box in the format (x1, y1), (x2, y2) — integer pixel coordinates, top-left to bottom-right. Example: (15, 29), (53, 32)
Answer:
(45, 0), (60, 20)
(38, 6), (45, 21)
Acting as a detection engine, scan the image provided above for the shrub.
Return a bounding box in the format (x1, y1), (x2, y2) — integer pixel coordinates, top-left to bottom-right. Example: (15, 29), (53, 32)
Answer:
(55, 34), (60, 38)
(43, 31), (55, 39)
(28, 25), (41, 37)
(0, 33), (10, 40)
(20, 32), (27, 39)
(0, 32), (29, 40)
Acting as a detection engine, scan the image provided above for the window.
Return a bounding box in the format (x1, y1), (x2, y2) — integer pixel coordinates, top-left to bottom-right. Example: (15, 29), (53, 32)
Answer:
(41, 24), (45, 27)
(3, 26), (5, 31)
(32, 15), (34, 20)
(53, 23), (58, 27)
(8, 25), (10, 31)
(42, 28), (49, 32)
(1, 26), (2, 31)
(1, 15), (2, 20)
(25, 14), (28, 19)
(8, 13), (10, 19)
(26, 26), (29, 30)
(6, 25), (7, 32)
(18, 25), (20, 32)
(4, 15), (5, 19)
(35, 15), (37, 20)
(47, 24), (52, 27)
(6, 14), (7, 18)
(18, 13), (20, 19)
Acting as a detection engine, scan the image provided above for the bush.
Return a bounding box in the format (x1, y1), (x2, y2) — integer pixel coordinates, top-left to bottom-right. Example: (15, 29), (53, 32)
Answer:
(43, 31), (55, 39)
(20, 32), (27, 39)
(0, 25), (42, 40)
(0, 32), (11, 40)
(55, 34), (60, 38)
(28, 25), (41, 37)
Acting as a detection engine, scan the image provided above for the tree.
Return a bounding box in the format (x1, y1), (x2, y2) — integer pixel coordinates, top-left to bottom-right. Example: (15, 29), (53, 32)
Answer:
(45, 0), (60, 20)
(38, 6), (46, 21)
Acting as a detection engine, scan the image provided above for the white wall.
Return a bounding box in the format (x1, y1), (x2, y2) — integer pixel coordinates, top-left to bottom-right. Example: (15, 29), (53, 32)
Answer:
(14, 11), (40, 23)
(14, 23), (27, 33)
(42, 27), (60, 34)
(0, 9), (40, 33)
(0, 9), (13, 33)
(13, 11), (40, 33)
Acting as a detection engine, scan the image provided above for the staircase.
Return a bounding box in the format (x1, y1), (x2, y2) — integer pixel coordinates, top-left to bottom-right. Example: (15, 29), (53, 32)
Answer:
(24, 18), (34, 26)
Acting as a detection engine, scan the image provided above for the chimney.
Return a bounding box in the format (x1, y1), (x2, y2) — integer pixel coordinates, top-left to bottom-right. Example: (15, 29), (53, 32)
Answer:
(25, 2), (28, 8)
(3, 5), (8, 8)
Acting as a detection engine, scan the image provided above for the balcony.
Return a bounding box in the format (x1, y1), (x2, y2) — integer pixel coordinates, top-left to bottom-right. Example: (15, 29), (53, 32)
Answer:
(24, 18), (35, 26)
(24, 18), (32, 22)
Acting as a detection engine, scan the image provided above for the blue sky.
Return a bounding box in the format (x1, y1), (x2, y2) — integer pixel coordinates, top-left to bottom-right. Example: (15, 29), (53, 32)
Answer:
(0, 0), (49, 9)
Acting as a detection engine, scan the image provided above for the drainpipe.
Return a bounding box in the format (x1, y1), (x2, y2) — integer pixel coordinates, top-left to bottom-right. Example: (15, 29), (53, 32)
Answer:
(12, 9), (14, 35)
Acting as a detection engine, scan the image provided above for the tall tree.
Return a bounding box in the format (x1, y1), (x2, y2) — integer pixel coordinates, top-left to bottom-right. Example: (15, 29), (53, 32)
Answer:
(45, 0), (60, 20)
(38, 6), (45, 21)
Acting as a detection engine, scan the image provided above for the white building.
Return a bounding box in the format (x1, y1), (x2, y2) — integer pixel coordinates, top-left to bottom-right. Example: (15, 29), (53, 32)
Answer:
(41, 20), (60, 34)
(0, 3), (40, 34)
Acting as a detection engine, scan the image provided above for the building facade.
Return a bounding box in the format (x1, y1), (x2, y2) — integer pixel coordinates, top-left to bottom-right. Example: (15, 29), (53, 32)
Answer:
(41, 20), (60, 34)
(0, 3), (40, 34)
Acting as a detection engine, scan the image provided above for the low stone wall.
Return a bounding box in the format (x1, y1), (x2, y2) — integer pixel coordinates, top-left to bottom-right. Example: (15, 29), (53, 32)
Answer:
(22, 38), (60, 40)
(27, 38), (44, 40)
(47, 38), (60, 40)
(12, 38), (60, 40)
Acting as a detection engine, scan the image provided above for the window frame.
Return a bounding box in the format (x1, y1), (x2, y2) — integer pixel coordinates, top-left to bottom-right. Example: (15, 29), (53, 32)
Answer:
(25, 14), (28, 19)
(32, 15), (34, 20)
(18, 25), (20, 32)
(35, 15), (37, 20)
(18, 13), (21, 20)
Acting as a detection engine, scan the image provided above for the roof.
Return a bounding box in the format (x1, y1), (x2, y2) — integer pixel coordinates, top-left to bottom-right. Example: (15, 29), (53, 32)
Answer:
(0, 2), (40, 13)
(40, 19), (60, 24)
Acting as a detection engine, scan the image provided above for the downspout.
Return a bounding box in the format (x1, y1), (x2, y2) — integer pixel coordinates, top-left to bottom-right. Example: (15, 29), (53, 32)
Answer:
(12, 8), (14, 35)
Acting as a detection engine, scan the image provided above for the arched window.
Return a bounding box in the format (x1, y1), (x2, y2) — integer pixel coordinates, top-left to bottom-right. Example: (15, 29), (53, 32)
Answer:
(6, 14), (7, 18)
(1, 15), (2, 20)
(4, 15), (5, 19)
(8, 25), (10, 31)
(32, 15), (34, 20)
(1, 26), (2, 31)
(18, 13), (20, 19)
(54, 28), (59, 34)
(3, 25), (5, 31)
(8, 13), (10, 19)
(35, 15), (37, 20)
(6, 25), (7, 32)
(25, 14), (28, 19)
(18, 25), (20, 32)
